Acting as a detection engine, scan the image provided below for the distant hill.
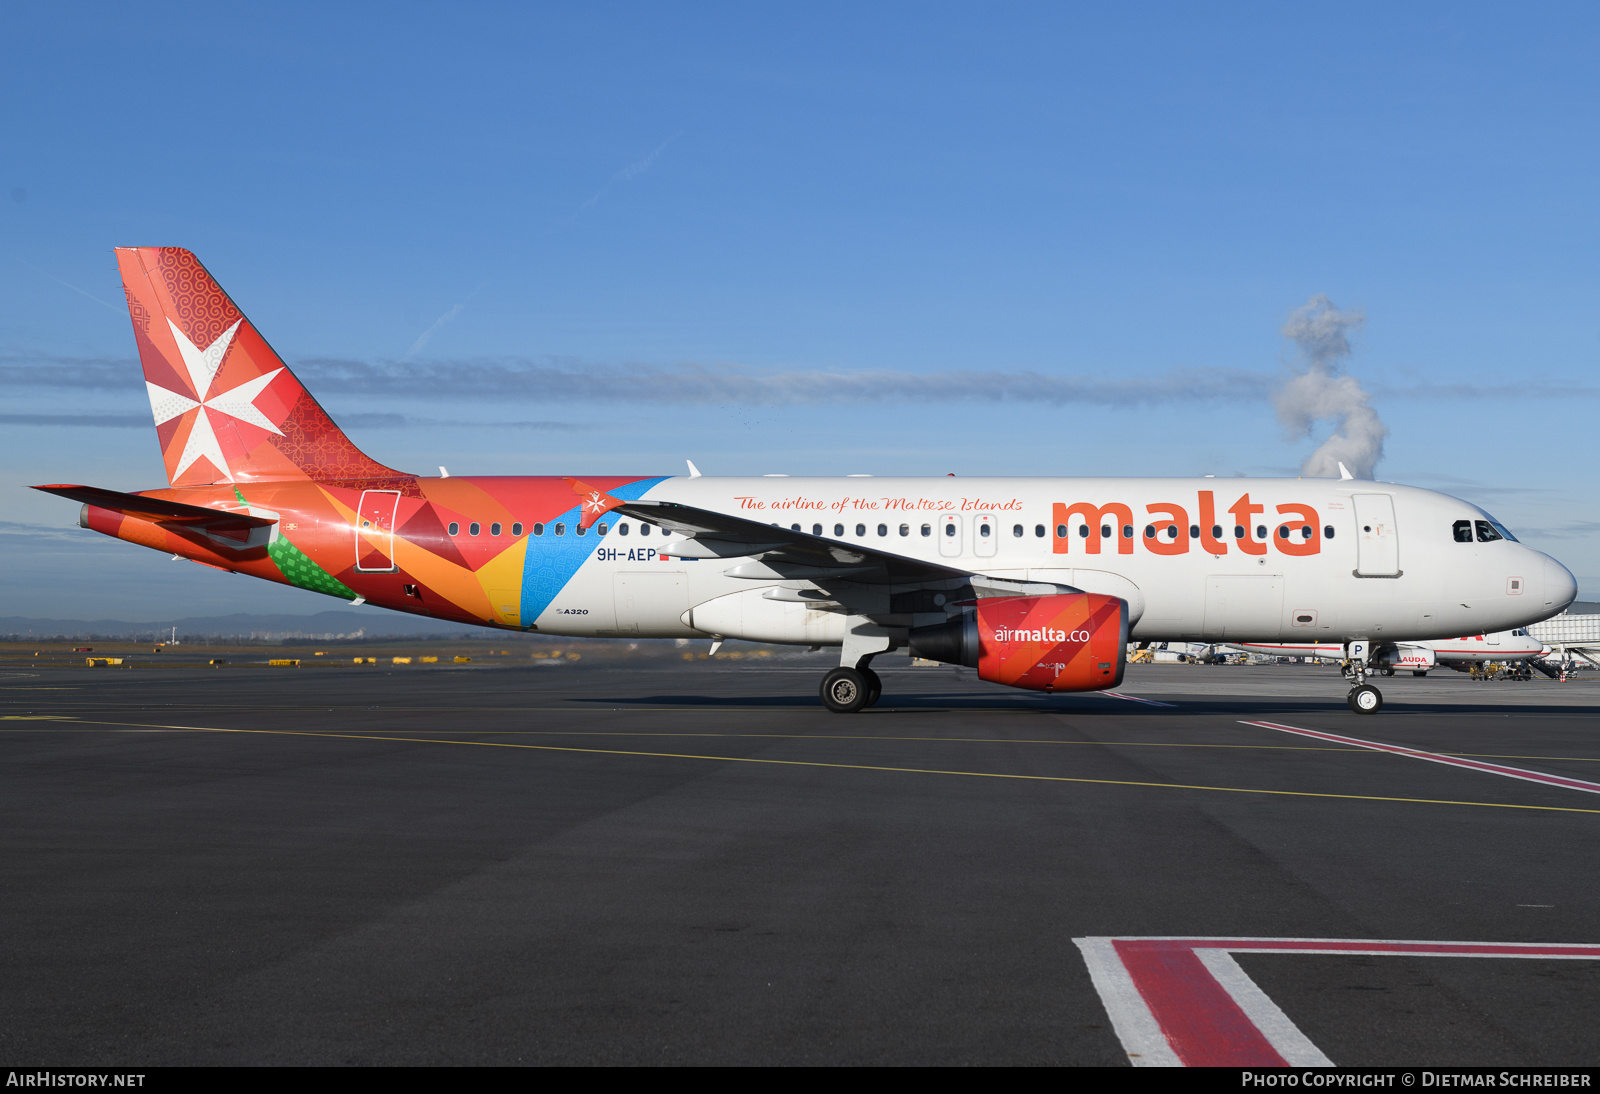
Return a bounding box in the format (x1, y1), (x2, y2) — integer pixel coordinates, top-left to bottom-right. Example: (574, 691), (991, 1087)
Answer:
(8, 601), (1594, 643)
(0, 610), (505, 641)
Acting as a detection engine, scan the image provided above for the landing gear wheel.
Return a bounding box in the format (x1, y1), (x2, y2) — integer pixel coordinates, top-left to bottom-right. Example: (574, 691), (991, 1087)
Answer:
(1348, 684), (1383, 715)
(821, 667), (870, 714)
(1412, 670), (1428, 677)
(862, 668), (882, 708)
(1381, 667), (1395, 677)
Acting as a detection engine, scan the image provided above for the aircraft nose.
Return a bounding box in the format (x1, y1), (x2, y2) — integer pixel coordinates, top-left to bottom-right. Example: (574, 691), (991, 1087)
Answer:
(1538, 552), (1578, 614)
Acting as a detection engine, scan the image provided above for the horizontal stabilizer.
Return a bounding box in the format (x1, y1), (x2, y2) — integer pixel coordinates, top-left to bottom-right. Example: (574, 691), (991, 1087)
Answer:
(31, 483), (275, 534)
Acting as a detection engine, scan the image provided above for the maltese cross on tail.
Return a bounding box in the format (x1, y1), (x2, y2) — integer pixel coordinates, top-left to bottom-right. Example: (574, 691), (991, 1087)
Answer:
(563, 478), (626, 530)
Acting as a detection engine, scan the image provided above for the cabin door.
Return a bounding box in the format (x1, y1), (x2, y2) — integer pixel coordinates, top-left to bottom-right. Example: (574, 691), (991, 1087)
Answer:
(1352, 494), (1400, 577)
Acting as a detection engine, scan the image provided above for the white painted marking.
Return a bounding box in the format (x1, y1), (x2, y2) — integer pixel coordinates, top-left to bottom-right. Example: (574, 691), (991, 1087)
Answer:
(1194, 948), (1334, 1066)
(1241, 720), (1600, 796)
(1071, 937), (1181, 1067)
(1105, 692), (1177, 708)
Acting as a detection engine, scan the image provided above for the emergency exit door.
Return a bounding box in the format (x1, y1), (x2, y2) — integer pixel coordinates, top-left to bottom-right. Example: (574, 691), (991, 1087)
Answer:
(939, 515), (962, 557)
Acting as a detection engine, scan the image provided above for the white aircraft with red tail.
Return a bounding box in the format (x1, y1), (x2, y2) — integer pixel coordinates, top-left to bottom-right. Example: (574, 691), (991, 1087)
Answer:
(32, 248), (1580, 715)
(1226, 630), (1551, 676)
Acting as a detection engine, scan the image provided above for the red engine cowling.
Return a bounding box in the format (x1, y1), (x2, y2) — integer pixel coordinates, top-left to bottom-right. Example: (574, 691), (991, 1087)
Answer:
(909, 593), (1129, 692)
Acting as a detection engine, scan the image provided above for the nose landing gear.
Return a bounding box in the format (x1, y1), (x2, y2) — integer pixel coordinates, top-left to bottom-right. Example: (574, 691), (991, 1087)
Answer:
(1348, 683), (1383, 714)
(1344, 640), (1384, 715)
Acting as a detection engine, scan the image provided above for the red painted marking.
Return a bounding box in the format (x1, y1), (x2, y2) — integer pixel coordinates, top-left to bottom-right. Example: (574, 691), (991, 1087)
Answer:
(1241, 720), (1600, 795)
(1112, 939), (1288, 1066)
(1084, 937), (1600, 1067)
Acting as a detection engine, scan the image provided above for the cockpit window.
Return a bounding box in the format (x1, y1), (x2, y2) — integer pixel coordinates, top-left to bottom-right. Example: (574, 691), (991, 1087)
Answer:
(1475, 520), (1503, 543)
(1452, 519), (1473, 543)
(1486, 518), (1518, 542)
(1513, 628), (1528, 637)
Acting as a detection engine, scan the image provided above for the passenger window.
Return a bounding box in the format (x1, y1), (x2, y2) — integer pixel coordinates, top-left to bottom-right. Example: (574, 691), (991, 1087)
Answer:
(1212, 525), (1223, 539)
(1300, 525), (1311, 538)
(878, 524), (887, 537)
(857, 523), (867, 537)
(533, 523), (544, 536)
(1453, 519), (1473, 543)
(639, 523), (650, 537)
(813, 523), (823, 536)
(1255, 525), (1266, 539)
(1012, 524), (1023, 538)
(901, 524), (910, 537)
(512, 522), (523, 537)
(1122, 525), (1133, 538)
(448, 522), (460, 536)
(597, 523), (608, 536)
(1190, 525), (1199, 538)
(791, 523), (801, 532)
(617, 523), (629, 536)
(469, 522), (481, 536)
(576, 523), (586, 537)
(835, 523), (846, 536)
(1057, 524), (1068, 538)
(491, 522), (502, 536)
(944, 523), (955, 538)
(1035, 524), (1045, 538)
(1101, 525), (1111, 538)
(1233, 525), (1244, 538)
(554, 523), (565, 536)
(1167, 525), (1178, 539)
(1475, 520), (1503, 543)
(1078, 526), (1089, 538)
(979, 523), (990, 538)
(1277, 525), (1289, 539)
(922, 524), (932, 537)
(1144, 525), (1156, 539)
(1324, 525), (1334, 539)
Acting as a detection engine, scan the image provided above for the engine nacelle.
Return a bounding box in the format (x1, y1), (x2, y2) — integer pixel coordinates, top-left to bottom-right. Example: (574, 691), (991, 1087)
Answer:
(909, 593), (1129, 693)
(1374, 644), (1436, 671)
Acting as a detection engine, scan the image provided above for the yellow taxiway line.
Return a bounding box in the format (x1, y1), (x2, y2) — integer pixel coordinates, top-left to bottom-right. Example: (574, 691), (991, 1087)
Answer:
(38, 717), (1600, 817)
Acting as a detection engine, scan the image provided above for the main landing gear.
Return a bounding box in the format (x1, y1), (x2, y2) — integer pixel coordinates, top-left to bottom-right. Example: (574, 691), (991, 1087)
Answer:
(1344, 640), (1383, 715)
(820, 666), (882, 714)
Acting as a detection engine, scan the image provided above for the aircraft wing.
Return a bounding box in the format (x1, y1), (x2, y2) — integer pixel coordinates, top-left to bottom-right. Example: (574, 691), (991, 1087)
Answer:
(31, 483), (275, 537)
(596, 490), (1069, 598)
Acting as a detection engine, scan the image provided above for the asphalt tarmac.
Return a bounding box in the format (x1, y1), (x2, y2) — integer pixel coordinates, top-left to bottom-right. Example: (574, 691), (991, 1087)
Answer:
(2, 656), (1598, 1066)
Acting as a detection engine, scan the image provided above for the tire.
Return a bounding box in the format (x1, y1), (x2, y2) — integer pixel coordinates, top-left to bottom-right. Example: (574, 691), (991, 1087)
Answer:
(1381, 667), (1395, 677)
(1412, 671), (1427, 677)
(820, 667), (870, 713)
(1347, 684), (1383, 715)
(862, 667), (882, 708)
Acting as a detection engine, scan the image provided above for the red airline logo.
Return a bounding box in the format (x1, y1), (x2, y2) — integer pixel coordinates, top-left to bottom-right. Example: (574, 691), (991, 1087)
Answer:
(1053, 491), (1321, 557)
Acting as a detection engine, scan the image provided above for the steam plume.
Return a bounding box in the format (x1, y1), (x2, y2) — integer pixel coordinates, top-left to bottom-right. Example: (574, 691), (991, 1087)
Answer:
(1274, 294), (1387, 478)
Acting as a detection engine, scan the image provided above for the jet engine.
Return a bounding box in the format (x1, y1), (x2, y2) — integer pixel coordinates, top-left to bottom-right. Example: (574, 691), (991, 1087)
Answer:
(908, 592), (1129, 692)
(1372, 645), (1436, 671)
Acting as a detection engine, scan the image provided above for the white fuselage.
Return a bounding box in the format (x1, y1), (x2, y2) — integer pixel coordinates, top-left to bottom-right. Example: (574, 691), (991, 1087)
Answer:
(1227, 632), (1547, 664)
(529, 476), (1578, 645)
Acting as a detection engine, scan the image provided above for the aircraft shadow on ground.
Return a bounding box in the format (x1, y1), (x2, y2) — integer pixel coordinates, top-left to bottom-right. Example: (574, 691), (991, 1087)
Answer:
(573, 692), (1600, 717)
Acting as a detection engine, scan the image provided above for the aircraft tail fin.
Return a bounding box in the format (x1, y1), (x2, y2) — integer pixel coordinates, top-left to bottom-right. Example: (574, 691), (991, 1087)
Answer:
(115, 247), (402, 487)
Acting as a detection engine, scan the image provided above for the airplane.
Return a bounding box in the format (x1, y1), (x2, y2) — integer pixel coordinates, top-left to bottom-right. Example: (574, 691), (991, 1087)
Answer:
(1224, 630), (1552, 676)
(31, 248), (1580, 716)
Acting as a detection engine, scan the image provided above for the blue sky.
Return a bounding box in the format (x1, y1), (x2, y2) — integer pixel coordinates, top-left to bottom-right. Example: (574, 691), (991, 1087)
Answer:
(2, 2), (1596, 618)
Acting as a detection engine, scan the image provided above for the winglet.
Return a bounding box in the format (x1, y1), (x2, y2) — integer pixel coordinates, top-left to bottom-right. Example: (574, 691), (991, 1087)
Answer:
(563, 477), (625, 530)
(1337, 462), (1354, 480)
(686, 459), (702, 478)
